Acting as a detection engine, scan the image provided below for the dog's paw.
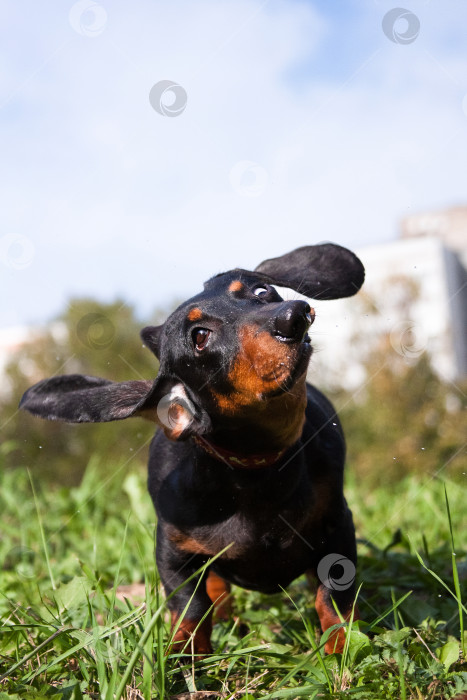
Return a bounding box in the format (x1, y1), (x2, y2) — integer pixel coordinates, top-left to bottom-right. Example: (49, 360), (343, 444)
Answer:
(170, 615), (213, 658)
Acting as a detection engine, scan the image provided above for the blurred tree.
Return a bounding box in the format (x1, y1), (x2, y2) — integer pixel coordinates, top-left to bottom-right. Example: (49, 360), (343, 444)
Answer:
(333, 340), (467, 486)
(1, 299), (165, 485)
(318, 273), (467, 485)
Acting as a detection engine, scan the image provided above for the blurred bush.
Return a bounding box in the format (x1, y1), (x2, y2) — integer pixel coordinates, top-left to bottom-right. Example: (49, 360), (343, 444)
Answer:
(333, 346), (467, 486)
(325, 275), (467, 485)
(0, 299), (163, 485)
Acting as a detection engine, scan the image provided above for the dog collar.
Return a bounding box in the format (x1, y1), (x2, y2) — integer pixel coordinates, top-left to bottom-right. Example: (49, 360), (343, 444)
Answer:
(193, 436), (286, 470)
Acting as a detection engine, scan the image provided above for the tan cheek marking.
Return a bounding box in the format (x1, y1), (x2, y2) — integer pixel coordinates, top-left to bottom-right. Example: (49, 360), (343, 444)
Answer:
(213, 325), (293, 412)
(211, 324), (308, 446)
(228, 280), (244, 293)
(213, 384), (307, 447)
(187, 307), (203, 321)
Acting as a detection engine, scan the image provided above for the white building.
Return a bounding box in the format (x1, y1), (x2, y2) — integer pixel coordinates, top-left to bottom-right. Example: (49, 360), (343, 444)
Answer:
(401, 206), (467, 269)
(308, 209), (467, 389)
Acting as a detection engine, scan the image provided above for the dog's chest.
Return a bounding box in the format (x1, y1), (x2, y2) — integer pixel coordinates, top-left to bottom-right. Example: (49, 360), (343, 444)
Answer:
(164, 498), (321, 563)
(157, 458), (332, 565)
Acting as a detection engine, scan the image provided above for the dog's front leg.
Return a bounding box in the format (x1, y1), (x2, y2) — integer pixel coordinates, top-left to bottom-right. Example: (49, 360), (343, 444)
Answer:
(157, 540), (213, 657)
(314, 581), (359, 654)
(169, 607), (213, 657)
(310, 506), (360, 654)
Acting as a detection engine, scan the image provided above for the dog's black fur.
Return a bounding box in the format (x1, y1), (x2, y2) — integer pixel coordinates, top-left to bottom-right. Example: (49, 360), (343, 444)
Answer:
(20, 243), (364, 655)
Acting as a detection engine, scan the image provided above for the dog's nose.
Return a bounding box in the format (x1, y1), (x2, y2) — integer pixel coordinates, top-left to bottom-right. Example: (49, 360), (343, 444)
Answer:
(273, 301), (315, 341)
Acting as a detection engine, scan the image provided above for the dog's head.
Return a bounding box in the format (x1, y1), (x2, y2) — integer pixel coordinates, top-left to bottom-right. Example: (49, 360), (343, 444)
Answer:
(20, 243), (364, 448)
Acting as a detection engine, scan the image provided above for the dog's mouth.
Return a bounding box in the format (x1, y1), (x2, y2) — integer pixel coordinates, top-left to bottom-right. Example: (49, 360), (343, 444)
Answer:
(269, 337), (312, 395)
(247, 333), (312, 401)
(273, 330), (312, 345)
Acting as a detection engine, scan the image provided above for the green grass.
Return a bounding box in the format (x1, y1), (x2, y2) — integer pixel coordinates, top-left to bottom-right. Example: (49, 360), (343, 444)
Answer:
(1, 455), (467, 699)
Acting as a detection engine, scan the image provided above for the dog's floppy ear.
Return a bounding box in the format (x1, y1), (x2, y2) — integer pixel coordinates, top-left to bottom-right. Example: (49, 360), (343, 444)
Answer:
(141, 325), (164, 359)
(254, 243), (365, 300)
(20, 373), (211, 441)
(19, 374), (157, 423)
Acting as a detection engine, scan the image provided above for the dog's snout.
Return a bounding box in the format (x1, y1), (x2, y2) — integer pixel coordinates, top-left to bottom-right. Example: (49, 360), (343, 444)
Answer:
(274, 301), (314, 341)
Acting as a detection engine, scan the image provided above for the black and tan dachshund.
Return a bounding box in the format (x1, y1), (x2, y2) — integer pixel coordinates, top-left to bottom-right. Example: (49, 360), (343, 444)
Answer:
(20, 242), (365, 656)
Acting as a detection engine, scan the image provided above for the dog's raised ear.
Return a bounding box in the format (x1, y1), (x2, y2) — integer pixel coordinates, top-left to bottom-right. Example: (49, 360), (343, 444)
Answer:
(141, 324), (164, 359)
(254, 243), (365, 300)
(19, 375), (158, 424)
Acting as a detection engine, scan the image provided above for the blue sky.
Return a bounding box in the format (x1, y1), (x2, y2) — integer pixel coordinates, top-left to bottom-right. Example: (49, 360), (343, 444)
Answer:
(1, 0), (467, 327)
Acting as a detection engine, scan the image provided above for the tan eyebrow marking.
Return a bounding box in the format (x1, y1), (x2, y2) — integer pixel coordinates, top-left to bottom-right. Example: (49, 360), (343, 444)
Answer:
(228, 280), (244, 293)
(187, 307), (203, 321)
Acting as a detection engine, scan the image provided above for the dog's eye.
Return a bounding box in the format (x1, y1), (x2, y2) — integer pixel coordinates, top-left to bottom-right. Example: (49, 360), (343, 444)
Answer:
(253, 286), (269, 297)
(192, 328), (211, 351)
